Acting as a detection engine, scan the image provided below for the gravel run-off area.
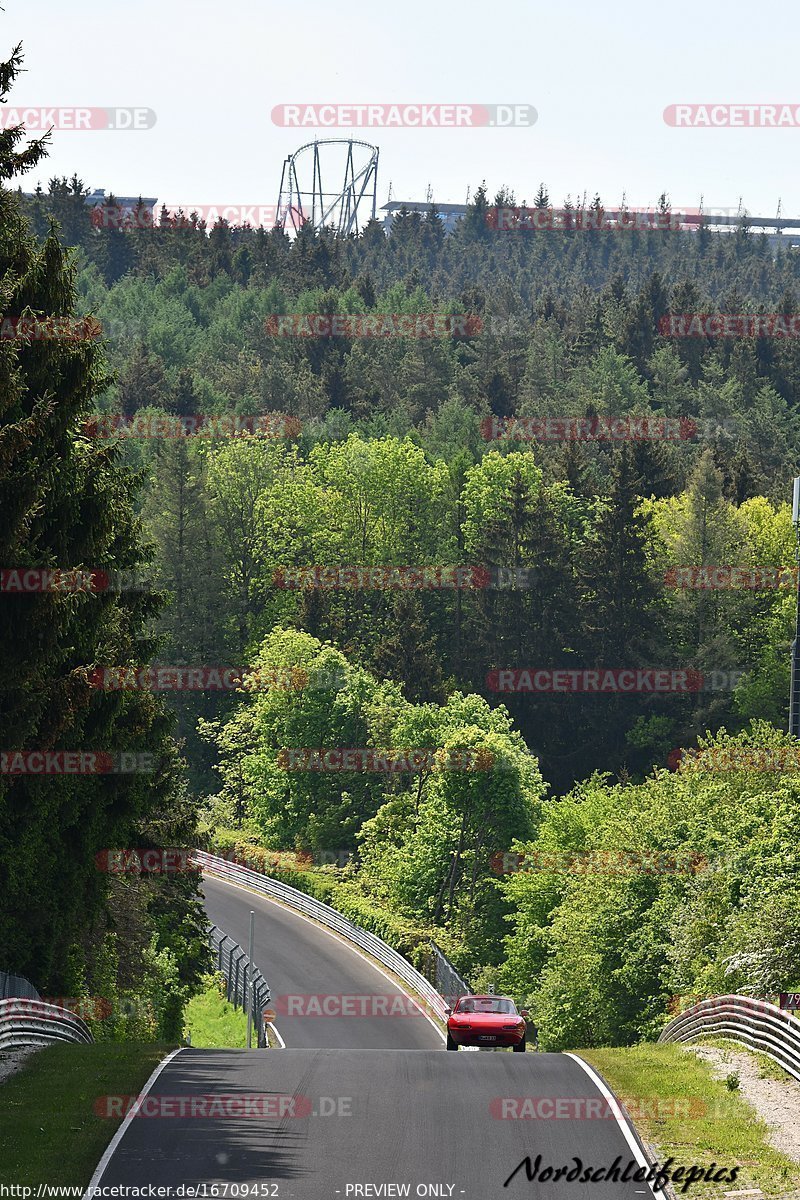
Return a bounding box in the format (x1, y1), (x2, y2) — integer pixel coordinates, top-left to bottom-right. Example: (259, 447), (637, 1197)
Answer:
(687, 1041), (800, 1192)
(0, 1045), (39, 1087)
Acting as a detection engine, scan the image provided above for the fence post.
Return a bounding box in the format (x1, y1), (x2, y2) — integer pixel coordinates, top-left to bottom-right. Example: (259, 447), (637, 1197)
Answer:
(247, 910), (255, 1049)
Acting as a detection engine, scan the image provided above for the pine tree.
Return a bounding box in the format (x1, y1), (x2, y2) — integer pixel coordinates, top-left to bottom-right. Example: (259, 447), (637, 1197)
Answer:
(0, 45), (204, 989)
(370, 592), (445, 703)
(582, 444), (660, 663)
(533, 183), (550, 209)
(171, 368), (199, 417)
(117, 342), (170, 417)
(142, 439), (229, 794)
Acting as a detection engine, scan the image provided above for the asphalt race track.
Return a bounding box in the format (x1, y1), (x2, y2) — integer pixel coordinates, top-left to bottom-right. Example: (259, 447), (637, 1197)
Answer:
(89, 875), (658, 1198)
(200, 874), (443, 1049)
(95, 1048), (658, 1199)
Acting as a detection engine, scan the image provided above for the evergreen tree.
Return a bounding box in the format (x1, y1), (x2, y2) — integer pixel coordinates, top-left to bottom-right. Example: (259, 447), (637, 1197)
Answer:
(117, 342), (170, 417)
(582, 444), (660, 664)
(0, 45), (204, 990)
(171, 368), (199, 417)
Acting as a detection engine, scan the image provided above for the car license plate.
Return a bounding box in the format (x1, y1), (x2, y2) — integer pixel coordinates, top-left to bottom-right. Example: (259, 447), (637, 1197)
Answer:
(479, 1035), (497, 1041)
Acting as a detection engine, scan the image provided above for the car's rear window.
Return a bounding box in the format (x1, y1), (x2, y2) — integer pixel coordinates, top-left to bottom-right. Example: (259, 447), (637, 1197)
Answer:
(455, 997), (516, 1015)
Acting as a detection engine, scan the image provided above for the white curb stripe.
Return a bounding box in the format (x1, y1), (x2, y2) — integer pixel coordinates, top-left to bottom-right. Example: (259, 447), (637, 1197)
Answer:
(83, 1047), (184, 1194)
(565, 1053), (660, 1199)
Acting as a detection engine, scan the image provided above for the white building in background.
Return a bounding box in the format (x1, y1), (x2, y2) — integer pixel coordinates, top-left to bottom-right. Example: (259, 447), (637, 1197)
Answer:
(381, 201), (469, 234)
(84, 189), (158, 220)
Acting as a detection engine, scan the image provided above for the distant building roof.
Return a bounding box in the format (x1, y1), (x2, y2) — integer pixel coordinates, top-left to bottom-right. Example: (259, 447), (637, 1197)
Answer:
(381, 201), (469, 215)
(85, 189), (158, 208)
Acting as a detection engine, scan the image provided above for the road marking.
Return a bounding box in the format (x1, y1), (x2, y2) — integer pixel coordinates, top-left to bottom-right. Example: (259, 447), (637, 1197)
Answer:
(83, 1046), (184, 1195)
(203, 871), (446, 1044)
(565, 1053), (660, 1200)
(267, 1020), (286, 1049)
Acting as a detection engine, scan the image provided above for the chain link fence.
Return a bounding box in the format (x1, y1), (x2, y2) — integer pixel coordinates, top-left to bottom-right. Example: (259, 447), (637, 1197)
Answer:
(209, 924), (271, 1047)
(428, 941), (471, 1008)
(0, 970), (40, 1001)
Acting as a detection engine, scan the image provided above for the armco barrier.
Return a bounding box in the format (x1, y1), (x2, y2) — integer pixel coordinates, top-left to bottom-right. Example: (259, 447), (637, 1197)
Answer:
(659, 994), (800, 1082)
(0, 997), (94, 1052)
(193, 849), (452, 1021)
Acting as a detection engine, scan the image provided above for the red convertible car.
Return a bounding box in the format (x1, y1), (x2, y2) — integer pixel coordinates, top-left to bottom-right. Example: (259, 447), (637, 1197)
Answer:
(445, 994), (530, 1051)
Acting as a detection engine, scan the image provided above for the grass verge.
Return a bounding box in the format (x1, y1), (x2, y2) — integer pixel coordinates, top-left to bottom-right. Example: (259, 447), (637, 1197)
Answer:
(183, 973), (249, 1048)
(580, 1042), (800, 1198)
(0, 1042), (174, 1187)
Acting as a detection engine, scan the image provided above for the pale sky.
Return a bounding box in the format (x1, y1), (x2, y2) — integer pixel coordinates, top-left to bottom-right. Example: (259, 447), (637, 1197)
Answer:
(8, 0), (800, 221)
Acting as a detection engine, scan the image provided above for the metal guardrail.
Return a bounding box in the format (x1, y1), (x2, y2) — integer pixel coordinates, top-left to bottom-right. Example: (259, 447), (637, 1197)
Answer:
(659, 994), (800, 1082)
(194, 849), (451, 1021)
(0, 997), (94, 1052)
(209, 923), (271, 1047)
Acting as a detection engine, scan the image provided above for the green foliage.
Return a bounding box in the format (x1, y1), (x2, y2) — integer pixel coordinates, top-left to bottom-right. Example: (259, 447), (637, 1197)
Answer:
(10, 68), (800, 1051)
(0, 44), (207, 1002)
(499, 723), (800, 1049)
(183, 973), (248, 1048)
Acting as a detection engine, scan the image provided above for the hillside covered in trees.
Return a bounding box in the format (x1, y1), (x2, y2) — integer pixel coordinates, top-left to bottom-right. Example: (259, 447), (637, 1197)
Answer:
(5, 135), (800, 1047)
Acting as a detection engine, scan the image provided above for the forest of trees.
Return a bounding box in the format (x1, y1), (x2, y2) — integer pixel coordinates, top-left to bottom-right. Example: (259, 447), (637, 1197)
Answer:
(3, 59), (800, 1048)
(1, 48), (207, 1036)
